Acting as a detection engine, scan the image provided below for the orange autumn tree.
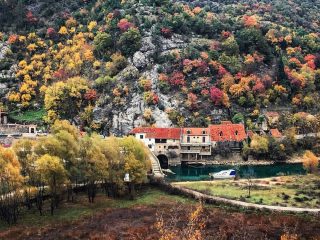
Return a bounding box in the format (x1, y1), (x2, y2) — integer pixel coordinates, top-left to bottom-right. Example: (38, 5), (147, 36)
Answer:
(302, 150), (319, 174)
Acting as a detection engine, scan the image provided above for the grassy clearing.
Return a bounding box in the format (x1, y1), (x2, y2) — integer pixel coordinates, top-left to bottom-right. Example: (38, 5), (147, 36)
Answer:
(175, 175), (320, 208)
(0, 187), (193, 230)
(8, 108), (46, 124)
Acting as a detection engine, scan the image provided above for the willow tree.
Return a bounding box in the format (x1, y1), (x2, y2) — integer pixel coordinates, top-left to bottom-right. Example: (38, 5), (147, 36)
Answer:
(35, 120), (80, 201)
(119, 136), (151, 198)
(79, 135), (109, 203)
(12, 138), (36, 209)
(96, 136), (122, 197)
(35, 154), (67, 215)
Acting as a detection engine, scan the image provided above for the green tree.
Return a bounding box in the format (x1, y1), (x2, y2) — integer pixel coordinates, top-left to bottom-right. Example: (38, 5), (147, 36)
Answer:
(93, 32), (113, 58)
(118, 28), (142, 56)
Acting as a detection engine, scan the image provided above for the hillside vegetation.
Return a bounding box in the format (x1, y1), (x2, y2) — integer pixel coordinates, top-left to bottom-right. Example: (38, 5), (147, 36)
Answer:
(0, 0), (319, 135)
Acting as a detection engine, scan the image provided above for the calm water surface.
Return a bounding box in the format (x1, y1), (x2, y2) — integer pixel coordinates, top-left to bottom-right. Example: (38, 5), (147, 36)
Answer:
(166, 163), (305, 182)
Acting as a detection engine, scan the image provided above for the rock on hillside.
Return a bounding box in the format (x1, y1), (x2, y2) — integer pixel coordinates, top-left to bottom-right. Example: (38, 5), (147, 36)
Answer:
(0, 42), (16, 98)
(94, 33), (188, 135)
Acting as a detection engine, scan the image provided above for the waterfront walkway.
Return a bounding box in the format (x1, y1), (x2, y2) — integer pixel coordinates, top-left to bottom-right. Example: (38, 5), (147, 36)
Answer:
(170, 184), (320, 214)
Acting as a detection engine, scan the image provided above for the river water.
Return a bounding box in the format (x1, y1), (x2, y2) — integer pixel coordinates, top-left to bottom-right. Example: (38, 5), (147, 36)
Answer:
(166, 163), (305, 182)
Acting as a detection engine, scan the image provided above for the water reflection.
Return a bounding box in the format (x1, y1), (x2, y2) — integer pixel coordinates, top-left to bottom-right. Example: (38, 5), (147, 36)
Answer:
(166, 163), (305, 182)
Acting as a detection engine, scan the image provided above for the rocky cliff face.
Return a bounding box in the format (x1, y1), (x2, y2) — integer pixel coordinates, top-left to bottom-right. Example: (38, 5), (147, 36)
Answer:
(93, 33), (188, 136)
(0, 42), (16, 99)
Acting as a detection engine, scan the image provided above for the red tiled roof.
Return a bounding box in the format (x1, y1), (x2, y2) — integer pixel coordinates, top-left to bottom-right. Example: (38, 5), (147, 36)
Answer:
(129, 127), (155, 134)
(209, 123), (246, 142)
(182, 128), (209, 135)
(270, 128), (282, 138)
(131, 123), (247, 142)
(130, 127), (181, 139)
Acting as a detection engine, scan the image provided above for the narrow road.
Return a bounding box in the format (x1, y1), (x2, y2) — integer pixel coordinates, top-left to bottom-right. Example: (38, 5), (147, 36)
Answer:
(171, 185), (320, 214)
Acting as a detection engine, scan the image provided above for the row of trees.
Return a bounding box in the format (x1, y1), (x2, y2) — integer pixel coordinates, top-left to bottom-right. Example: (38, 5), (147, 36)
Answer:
(0, 120), (151, 224)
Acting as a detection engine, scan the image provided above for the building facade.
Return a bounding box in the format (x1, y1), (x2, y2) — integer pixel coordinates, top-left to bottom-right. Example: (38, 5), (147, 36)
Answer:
(130, 122), (247, 167)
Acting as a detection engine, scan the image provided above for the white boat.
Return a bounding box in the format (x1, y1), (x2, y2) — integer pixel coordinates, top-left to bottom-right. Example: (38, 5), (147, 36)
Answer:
(209, 169), (236, 179)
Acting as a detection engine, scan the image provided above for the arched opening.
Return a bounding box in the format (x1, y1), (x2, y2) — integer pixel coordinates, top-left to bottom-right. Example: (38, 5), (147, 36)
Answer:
(157, 154), (169, 169)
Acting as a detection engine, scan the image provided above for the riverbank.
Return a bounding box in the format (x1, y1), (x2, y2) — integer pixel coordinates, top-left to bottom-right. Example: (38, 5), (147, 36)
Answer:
(170, 155), (303, 167)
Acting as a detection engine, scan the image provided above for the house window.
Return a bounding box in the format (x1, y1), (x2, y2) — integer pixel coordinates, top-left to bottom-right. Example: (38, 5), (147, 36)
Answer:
(188, 146), (191, 150)
(187, 130), (191, 134)
(164, 146), (166, 149)
(202, 130), (206, 134)
(187, 136), (190, 143)
(202, 136), (205, 143)
(219, 131), (223, 136)
(30, 128), (35, 134)
(235, 131), (238, 136)
(140, 135), (144, 139)
(148, 145), (152, 149)
(149, 139), (152, 141)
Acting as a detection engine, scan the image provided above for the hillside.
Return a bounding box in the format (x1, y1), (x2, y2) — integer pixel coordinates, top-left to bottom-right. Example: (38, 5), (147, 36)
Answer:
(0, 0), (319, 135)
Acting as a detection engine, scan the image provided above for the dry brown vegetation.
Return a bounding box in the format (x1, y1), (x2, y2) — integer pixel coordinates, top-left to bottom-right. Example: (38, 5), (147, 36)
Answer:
(0, 189), (320, 240)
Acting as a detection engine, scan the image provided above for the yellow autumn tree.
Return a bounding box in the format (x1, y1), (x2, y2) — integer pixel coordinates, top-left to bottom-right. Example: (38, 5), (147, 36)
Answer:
(302, 150), (319, 173)
(44, 76), (90, 123)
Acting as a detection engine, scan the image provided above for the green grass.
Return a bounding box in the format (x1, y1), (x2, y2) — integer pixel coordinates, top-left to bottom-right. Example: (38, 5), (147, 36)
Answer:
(0, 188), (193, 230)
(176, 175), (320, 208)
(8, 108), (46, 124)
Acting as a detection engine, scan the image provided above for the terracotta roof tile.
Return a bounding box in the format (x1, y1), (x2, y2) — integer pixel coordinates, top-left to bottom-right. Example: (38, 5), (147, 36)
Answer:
(130, 127), (181, 139)
(209, 123), (246, 142)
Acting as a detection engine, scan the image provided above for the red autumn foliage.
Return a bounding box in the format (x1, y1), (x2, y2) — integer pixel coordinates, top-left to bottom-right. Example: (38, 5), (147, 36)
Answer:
(26, 11), (38, 24)
(161, 27), (172, 38)
(53, 69), (69, 81)
(304, 54), (316, 62)
(252, 81), (265, 94)
(117, 19), (134, 32)
(47, 28), (56, 38)
(304, 54), (316, 69)
(84, 89), (97, 101)
(307, 61), (316, 70)
(201, 89), (209, 96)
(153, 94), (159, 105)
(288, 58), (302, 69)
(221, 31), (231, 38)
(210, 87), (224, 105)
(235, 72), (243, 80)
(187, 92), (198, 109)
(169, 71), (185, 86)
(7, 34), (18, 44)
(196, 60), (209, 75)
(243, 15), (259, 27)
(218, 65), (228, 76)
